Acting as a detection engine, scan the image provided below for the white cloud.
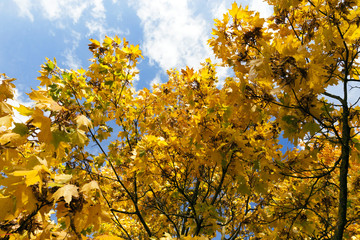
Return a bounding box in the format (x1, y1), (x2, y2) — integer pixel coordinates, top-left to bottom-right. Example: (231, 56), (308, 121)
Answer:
(150, 72), (162, 86)
(62, 30), (82, 69)
(63, 49), (81, 70)
(324, 82), (360, 107)
(215, 65), (233, 87)
(210, 0), (230, 20)
(132, 0), (262, 87)
(12, 0), (108, 31)
(90, 0), (106, 20)
(39, 0), (89, 23)
(39, 0), (61, 21)
(11, 0), (271, 88)
(12, 0), (122, 67)
(85, 20), (124, 41)
(13, 0), (89, 23)
(65, 30), (81, 48)
(85, 20), (106, 38)
(83, 0), (124, 40)
(13, 0), (34, 22)
(132, 0), (211, 71)
(249, 0), (273, 18)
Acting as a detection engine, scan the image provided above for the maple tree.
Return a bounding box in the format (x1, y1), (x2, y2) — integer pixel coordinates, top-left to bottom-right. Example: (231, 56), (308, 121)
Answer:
(1, 0), (360, 239)
(209, 0), (360, 239)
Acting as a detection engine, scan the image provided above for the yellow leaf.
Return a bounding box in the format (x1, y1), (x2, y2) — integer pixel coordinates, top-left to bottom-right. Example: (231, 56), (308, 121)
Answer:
(85, 204), (111, 231)
(12, 183), (37, 214)
(0, 132), (19, 145)
(55, 174), (72, 184)
(9, 234), (19, 240)
(28, 90), (62, 111)
(0, 115), (12, 128)
(78, 68), (86, 75)
(13, 165), (51, 189)
(55, 202), (68, 219)
(0, 79), (15, 101)
(37, 75), (52, 86)
(129, 44), (143, 58)
(14, 104), (33, 116)
(52, 184), (79, 204)
(0, 102), (13, 115)
(228, 2), (239, 19)
(95, 235), (125, 240)
(89, 39), (100, 51)
(0, 197), (15, 221)
(76, 114), (92, 130)
(80, 180), (99, 195)
(13, 169), (40, 186)
(71, 129), (88, 145)
(48, 174), (73, 188)
(32, 109), (52, 143)
(103, 36), (113, 47)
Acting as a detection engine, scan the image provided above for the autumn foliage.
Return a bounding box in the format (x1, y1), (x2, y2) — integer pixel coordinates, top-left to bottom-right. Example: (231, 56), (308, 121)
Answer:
(1, 0), (360, 239)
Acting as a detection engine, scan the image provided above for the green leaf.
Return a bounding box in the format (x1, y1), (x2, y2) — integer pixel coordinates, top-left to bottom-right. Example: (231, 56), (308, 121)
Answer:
(253, 159), (260, 170)
(61, 72), (70, 81)
(104, 80), (114, 86)
(52, 130), (70, 149)
(303, 121), (320, 135)
(139, 149), (146, 158)
(237, 175), (251, 195)
(355, 143), (360, 152)
(282, 115), (297, 125)
(12, 123), (28, 136)
(45, 61), (55, 72)
(70, 129), (88, 146)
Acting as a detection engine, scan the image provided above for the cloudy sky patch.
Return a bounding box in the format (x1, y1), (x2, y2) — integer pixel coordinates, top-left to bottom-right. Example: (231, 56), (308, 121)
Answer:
(3, 0), (274, 94)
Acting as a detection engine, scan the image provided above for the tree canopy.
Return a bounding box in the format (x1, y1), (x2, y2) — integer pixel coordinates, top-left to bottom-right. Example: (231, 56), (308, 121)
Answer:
(1, 0), (360, 239)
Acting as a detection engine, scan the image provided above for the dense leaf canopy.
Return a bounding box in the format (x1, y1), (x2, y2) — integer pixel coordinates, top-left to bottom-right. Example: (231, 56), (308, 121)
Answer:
(1, 0), (360, 239)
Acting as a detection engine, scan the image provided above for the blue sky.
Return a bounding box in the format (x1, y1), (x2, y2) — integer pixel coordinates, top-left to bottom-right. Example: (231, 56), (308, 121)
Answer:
(1, 0), (273, 103)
